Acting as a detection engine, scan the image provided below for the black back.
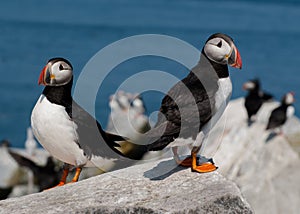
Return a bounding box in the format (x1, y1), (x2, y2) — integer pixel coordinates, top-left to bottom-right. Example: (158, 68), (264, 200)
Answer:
(266, 105), (289, 130)
(245, 92), (263, 119)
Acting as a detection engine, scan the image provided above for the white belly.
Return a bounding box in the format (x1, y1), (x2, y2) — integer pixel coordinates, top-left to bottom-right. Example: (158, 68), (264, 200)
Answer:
(209, 77), (232, 129)
(31, 95), (89, 167)
(194, 77), (232, 147)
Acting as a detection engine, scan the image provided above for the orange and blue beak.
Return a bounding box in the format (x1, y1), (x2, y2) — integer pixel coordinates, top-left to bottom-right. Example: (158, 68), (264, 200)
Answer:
(38, 64), (54, 85)
(229, 45), (242, 69)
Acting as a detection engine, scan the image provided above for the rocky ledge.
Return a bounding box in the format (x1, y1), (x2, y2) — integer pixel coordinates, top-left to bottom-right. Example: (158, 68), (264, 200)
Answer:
(0, 158), (252, 214)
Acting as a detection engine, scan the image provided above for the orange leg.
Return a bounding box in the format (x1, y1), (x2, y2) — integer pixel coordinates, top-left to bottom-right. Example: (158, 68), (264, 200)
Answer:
(173, 147), (193, 167)
(57, 167), (69, 186)
(191, 147), (217, 173)
(44, 164), (83, 190)
(173, 147), (212, 167)
(44, 167), (69, 190)
(70, 167), (82, 183)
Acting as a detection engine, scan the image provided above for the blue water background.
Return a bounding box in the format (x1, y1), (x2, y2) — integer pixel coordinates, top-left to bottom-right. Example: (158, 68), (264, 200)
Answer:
(0, 0), (299, 147)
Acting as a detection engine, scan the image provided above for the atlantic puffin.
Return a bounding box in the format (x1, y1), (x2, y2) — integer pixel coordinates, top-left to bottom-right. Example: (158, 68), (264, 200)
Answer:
(31, 58), (138, 187)
(8, 150), (60, 191)
(266, 92), (295, 132)
(106, 91), (150, 137)
(144, 33), (242, 173)
(243, 78), (273, 124)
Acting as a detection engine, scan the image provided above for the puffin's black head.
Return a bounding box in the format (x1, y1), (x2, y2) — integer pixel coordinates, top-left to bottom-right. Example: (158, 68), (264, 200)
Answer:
(38, 57), (73, 86)
(203, 33), (242, 69)
(282, 92), (295, 105)
(243, 78), (260, 91)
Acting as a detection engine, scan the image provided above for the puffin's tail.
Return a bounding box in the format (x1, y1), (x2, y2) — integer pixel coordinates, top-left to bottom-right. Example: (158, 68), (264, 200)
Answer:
(105, 131), (150, 160)
(116, 141), (149, 160)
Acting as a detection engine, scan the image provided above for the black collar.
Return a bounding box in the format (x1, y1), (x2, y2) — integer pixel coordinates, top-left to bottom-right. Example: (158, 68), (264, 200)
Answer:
(42, 77), (73, 116)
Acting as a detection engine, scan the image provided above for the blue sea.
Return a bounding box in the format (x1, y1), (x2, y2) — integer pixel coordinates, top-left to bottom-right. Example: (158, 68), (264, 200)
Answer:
(0, 0), (299, 148)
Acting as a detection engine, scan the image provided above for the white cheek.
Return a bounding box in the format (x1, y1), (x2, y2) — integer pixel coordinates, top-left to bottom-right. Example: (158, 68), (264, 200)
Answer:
(204, 45), (225, 62)
(204, 42), (231, 64)
(133, 99), (143, 108)
(285, 94), (294, 104)
(204, 37), (234, 64)
(118, 96), (130, 107)
(244, 82), (255, 90)
(109, 99), (118, 110)
(55, 70), (72, 84)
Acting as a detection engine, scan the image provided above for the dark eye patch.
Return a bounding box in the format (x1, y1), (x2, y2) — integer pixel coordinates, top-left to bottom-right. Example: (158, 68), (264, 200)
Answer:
(59, 64), (64, 70)
(216, 40), (222, 48)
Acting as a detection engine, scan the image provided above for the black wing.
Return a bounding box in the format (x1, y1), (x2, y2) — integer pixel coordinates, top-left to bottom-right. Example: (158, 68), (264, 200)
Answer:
(8, 150), (60, 191)
(8, 150), (39, 172)
(244, 93), (263, 119)
(266, 106), (286, 130)
(261, 91), (273, 101)
(70, 101), (124, 160)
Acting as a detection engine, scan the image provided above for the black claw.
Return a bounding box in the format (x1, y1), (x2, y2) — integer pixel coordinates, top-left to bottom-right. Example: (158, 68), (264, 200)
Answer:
(208, 158), (214, 164)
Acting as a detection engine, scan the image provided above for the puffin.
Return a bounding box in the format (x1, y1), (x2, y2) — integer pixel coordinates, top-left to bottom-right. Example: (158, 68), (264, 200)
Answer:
(8, 150), (60, 191)
(31, 58), (140, 187)
(266, 92), (295, 132)
(0, 140), (13, 200)
(144, 33), (242, 173)
(243, 78), (273, 124)
(106, 91), (150, 137)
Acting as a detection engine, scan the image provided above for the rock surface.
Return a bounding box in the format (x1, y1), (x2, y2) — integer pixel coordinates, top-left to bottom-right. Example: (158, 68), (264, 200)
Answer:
(0, 158), (252, 214)
(205, 98), (300, 214)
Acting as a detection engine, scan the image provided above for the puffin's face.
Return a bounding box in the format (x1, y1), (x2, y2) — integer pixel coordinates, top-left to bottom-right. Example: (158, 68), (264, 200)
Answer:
(283, 92), (295, 105)
(38, 58), (73, 86)
(203, 33), (242, 69)
(243, 81), (255, 91)
(130, 95), (146, 114)
(243, 79), (259, 91)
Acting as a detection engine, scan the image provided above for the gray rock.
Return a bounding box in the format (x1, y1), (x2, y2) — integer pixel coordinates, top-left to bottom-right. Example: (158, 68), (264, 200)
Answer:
(0, 158), (252, 214)
(205, 98), (300, 214)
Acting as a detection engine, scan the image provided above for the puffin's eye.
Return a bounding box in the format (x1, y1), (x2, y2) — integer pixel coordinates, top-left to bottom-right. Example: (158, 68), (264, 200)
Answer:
(59, 64), (64, 70)
(216, 40), (222, 48)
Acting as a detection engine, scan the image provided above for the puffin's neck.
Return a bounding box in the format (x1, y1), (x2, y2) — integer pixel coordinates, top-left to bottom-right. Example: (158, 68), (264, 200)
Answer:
(281, 102), (291, 109)
(249, 89), (260, 95)
(200, 51), (229, 79)
(42, 78), (73, 108)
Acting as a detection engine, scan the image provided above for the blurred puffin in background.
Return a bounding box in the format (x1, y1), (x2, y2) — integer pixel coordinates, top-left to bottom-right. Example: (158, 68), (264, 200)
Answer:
(106, 91), (151, 160)
(266, 92), (295, 134)
(243, 78), (273, 125)
(8, 151), (60, 191)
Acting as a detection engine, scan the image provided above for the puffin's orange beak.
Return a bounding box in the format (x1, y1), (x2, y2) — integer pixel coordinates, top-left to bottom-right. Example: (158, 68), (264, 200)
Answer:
(230, 46), (242, 69)
(38, 65), (48, 85)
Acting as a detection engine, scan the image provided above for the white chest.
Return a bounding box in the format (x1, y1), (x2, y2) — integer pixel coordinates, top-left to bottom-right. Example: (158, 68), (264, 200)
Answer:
(31, 95), (88, 166)
(287, 106), (295, 119)
(205, 77), (232, 131)
(214, 77), (232, 111)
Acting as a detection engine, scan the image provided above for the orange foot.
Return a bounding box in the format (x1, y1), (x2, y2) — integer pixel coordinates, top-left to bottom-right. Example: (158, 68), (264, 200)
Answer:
(43, 181), (66, 191)
(175, 156), (214, 167)
(192, 162), (218, 173)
